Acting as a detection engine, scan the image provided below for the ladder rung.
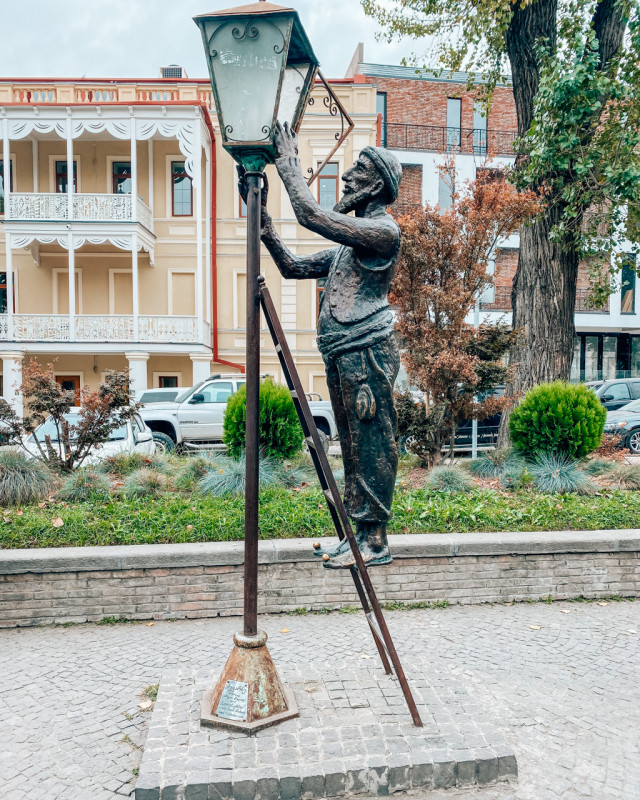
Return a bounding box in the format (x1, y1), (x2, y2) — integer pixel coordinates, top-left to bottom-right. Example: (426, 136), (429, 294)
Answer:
(323, 488), (337, 507)
(275, 344), (282, 353)
(290, 390), (298, 400)
(305, 436), (316, 449)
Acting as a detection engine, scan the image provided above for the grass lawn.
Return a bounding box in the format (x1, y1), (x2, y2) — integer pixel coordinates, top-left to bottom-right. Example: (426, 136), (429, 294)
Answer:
(2, 486), (640, 549)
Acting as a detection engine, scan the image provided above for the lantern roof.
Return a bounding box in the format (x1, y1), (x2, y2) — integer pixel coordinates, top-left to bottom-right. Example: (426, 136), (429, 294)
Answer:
(194, 2), (319, 66)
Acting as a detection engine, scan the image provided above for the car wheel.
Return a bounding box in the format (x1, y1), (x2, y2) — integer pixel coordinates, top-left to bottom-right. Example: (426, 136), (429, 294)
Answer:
(152, 431), (175, 454)
(626, 430), (640, 454)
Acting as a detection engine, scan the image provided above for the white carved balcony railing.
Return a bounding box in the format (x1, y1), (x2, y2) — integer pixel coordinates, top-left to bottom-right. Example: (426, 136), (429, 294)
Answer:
(6, 193), (154, 230)
(0, 315), (201, 344)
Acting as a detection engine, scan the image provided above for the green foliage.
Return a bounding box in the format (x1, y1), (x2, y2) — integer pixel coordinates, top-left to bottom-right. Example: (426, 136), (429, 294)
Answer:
(529, 452), (596, 495)
(604, 462), (640, 490)
(0, 451), (54, 507)
(197, 452), (288, 497)
(501, 464), (533, 492)
(468, 447), (526, 479)
(123, 469), (168, 498)
(98, 452), (150, 478)
(583, 458), (616, 476)
(223, 378), (303, 460)
(510, 381), (606, 459)
(426, 464), (473, 493)
(174, 455), (217, 490)
(59, 469), (111, 502)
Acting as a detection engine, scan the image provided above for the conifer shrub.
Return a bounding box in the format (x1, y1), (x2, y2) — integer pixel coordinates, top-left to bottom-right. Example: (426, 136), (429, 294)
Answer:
(0, 451), (55, 506)
(509, 381), (606, 459)
(59, 469), (111, 502)
(223, 378), (303, 460)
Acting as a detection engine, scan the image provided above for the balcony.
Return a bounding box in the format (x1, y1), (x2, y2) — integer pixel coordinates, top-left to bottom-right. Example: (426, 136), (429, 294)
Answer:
(5, 193), (153, 232)
(383, 124), (517, 157)
(0, 315), (207, 344)
(480, 287), (610, 313)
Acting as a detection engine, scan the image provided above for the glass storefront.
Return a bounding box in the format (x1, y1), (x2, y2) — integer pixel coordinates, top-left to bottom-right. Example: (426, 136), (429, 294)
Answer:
(571, 332), (640, 381)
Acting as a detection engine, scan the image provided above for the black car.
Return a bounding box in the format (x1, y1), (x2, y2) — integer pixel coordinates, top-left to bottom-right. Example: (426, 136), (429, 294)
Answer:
(603, 400), (640, 453)
(588, 379), (640, 411)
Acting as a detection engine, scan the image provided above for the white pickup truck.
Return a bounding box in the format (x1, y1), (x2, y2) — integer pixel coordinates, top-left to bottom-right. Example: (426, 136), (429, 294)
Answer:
(139, 374), (337, 452)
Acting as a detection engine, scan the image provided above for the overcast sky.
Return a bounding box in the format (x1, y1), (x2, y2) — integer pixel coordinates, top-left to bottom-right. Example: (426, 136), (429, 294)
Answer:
(0, 0), (421, 81)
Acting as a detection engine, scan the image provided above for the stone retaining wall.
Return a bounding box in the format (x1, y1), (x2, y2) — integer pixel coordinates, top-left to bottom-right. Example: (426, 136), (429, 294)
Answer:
(1, 530), (639, 627)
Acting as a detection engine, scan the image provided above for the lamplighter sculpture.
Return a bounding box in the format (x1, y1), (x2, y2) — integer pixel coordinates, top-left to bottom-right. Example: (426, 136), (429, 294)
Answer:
(194, 1), (319, 731)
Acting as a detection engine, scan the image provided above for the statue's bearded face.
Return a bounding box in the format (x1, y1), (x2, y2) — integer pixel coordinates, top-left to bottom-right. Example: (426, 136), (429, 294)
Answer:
(334, 155), (383, 214)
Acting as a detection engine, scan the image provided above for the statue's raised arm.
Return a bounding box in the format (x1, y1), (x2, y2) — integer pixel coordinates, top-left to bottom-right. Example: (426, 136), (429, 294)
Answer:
(259, 122), (404, 569)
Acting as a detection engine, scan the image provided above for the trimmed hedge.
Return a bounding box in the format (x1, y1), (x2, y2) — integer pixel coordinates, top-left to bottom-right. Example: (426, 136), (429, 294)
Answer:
(510, 381), (606, 459)
(223, 377), (303, 460)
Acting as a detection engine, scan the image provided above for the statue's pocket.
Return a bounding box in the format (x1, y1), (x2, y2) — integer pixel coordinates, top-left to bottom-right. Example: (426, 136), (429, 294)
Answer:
(356, 383), (376, 420)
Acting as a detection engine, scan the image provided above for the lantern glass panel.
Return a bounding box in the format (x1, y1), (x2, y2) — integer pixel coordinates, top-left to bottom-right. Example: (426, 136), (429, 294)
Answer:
(278, 62), (313, 131)
(204, 16), (289, 143)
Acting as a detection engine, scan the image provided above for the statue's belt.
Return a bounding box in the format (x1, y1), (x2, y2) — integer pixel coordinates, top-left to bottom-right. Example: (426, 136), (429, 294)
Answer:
(317, 308), (394, 360)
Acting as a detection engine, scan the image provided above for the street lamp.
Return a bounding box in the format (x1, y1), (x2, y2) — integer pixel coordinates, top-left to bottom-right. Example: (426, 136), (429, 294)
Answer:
(194, 1), (319, 732)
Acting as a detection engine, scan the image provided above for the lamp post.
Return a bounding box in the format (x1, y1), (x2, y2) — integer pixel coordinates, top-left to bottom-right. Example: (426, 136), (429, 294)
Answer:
(194, 0), (319, 732)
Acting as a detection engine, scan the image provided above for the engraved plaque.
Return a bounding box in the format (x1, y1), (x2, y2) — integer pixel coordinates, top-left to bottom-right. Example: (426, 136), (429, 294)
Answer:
(216, 680), (249, 721)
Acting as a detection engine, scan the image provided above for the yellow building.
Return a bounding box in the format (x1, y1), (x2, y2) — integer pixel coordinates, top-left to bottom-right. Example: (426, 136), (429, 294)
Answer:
(0, 75), (377, 412)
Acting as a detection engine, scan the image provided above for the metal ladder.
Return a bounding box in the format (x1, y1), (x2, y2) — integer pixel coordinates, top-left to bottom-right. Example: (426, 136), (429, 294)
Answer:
(258, 277), (422, 727)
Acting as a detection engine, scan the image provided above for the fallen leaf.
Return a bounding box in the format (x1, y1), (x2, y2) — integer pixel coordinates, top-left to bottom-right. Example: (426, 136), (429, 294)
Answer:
(138, 700), (153, 711)
(361, 653), (371, 659)
(51, 517), (64, 528)
(186, 525), (193, 531)
(402, 526), (409, 534)
(628, 629), (638, 634)
(280, 627), (290, 634)
(16, 509), (23, 516)
(38, 502), (46, 508)
(597, 601), (608, 606)
(147, 622), (154, 627)
(560, 610), (571, 614)
(529, 625), (542, 630)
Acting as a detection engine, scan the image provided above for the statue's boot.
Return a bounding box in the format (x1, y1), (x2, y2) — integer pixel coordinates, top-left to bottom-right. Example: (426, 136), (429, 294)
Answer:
(323, 523), (392, 569)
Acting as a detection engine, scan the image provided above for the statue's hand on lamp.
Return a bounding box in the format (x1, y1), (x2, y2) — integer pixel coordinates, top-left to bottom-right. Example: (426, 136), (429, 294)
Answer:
(273, 121), (298, 161)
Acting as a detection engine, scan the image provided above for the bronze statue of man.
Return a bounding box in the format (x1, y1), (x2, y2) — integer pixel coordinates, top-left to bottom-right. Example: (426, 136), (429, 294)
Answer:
(240, 122), (403, 569)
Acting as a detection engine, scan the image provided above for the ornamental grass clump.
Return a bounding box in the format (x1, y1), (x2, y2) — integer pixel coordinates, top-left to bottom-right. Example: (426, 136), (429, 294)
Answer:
(223, 378), (303, 460)
(510, 381), (606, 459)
(469, 447), (526, 479)
(123, 468), (168, 498)
(175, 455), (217, 490)
(583, 458), (615, 476)
(604, 462), (640, 490)
(529, 452), (596, 495)
(59, 469), (111, 502)
(98, 452), (148, 478)
(198, 452), (286, 497)
(426, 464), (473, 493)
(0, 451), (55, 507)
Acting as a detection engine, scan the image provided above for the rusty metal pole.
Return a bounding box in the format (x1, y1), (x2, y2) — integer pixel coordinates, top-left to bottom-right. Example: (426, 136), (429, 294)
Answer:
(243, 171), (262, 638)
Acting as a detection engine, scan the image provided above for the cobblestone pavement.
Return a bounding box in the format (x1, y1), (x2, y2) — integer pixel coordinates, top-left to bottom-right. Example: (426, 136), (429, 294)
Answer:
(0, 599), (639, 800)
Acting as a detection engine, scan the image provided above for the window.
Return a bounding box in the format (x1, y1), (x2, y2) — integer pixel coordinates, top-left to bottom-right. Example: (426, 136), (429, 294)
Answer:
(0, 273), (15, 313)
(318, 162), (339, 210)
(55, 161), (78, 193)
(159, 376), (178, 388)
(198, 381), (233, 403)
(0, 161), (13, 214)
(473, 101), (487, 154)
(316, 277), (327, 320)
(446, 98), (461, 151)
(438, 175), (453, 211)
(376, 92), (387, 147)
(112, 162), (132, 194)
(604, 382), (631, 401)
(239, 195), (247, 218)
(621, 254), (636, 314)
(171, 161), (192, 216)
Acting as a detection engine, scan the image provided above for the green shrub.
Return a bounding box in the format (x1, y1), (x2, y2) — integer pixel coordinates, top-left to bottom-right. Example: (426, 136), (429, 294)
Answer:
(529, 452), (596, 495)
(469, 447), (526, 479)
(500, 464), (533, 491)
(198, 452), (286, 497)
(509, 381), (606, 459)
(59, 469), (111, 502)
(604, 462), (640, 490)
(0, 451), (55, 506)
(123, 468), (168, 498)
(223, 378), (303, 460)
(426, 464), (473, 493)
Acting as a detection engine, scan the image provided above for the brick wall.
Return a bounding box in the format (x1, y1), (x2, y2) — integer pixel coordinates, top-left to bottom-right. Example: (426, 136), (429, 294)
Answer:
(1, 532), (638, 627)
(391, 164), (423, 217)
(368, 77), (518, 132)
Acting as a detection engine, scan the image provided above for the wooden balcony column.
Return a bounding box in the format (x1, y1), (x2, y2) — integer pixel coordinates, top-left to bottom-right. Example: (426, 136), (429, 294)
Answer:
(3, 118), (14, 341)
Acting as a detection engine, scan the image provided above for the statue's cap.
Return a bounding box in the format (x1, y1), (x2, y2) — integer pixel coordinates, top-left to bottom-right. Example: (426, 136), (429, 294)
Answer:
(360, 146), (402, 202)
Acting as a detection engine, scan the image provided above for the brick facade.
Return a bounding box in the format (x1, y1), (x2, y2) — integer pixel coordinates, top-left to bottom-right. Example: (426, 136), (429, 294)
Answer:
(391, 164), (423, 217)
(1, 532), (637, 627)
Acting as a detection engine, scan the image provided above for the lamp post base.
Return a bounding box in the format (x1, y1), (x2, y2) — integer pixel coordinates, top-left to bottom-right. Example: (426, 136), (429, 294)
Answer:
(200, 630), (299, 733)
